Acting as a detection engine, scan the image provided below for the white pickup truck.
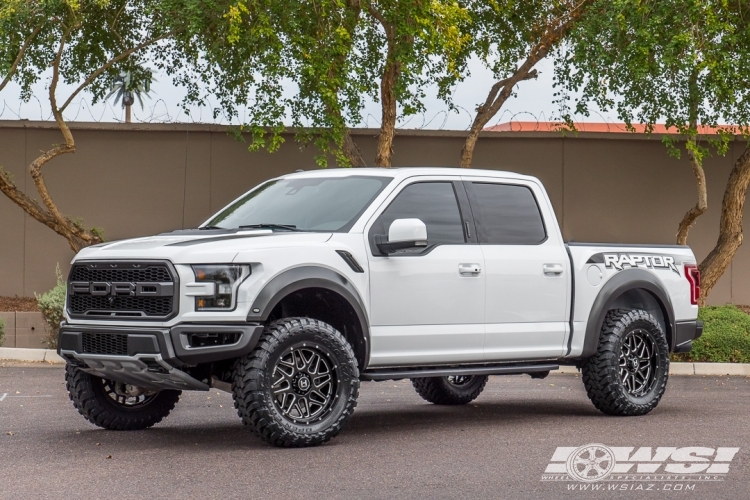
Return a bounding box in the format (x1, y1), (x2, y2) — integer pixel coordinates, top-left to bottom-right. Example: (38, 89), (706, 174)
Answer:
(59, 168), (702, 447)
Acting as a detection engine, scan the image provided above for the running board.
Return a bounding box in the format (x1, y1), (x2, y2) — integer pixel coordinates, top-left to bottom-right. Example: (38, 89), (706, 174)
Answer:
(360, 363), (559, 381)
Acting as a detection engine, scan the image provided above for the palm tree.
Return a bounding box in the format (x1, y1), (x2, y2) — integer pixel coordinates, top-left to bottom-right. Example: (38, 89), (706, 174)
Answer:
(107, 70), (154, 123)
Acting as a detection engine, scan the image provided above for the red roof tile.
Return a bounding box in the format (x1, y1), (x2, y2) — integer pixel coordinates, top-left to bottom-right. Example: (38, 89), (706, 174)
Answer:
(484, 121), (737, 134)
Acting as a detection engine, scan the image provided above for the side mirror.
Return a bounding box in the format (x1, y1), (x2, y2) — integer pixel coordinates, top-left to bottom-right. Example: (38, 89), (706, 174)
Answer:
(375, 218), (428, 254)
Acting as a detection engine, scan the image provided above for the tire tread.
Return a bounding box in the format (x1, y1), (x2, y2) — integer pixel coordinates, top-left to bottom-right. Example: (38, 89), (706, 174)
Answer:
(65, 365), (180, 430)
(581, 309), (669, 416)
(232, 317), (359, 447)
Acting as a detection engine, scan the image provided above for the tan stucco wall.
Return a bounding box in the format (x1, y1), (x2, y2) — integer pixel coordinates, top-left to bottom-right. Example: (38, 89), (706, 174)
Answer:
(0, 121), (744, 305)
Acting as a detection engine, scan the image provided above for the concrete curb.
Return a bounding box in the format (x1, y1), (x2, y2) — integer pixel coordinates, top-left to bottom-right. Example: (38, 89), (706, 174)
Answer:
(1, 348), (749, 375)
(553, 363), (750, 376)
(0, 348), (65, 364)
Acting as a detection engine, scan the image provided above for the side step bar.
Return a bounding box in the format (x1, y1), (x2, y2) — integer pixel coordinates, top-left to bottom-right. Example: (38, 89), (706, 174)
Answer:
(360, 363), (559, 381)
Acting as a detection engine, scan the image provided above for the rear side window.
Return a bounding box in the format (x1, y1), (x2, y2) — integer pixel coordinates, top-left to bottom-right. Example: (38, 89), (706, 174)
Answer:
(369, 182), (465, 254)
(466, 182), (546, 245)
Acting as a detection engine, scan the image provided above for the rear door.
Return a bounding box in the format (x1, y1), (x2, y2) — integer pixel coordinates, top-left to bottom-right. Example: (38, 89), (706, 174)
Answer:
(365, 178), (485, 367)
(462, 177), (569, 360)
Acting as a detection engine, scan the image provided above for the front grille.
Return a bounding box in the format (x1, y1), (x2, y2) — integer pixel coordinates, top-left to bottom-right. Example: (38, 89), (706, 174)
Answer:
(82, 333), (128, 355)
(67, 261), (177, 319)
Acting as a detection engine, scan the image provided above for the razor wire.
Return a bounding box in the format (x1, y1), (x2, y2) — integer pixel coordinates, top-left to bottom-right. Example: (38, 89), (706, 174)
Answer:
(0, 91), (619, 132)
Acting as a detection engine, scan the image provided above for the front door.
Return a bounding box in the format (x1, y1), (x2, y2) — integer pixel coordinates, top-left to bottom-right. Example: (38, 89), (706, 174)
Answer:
(462, 178), (569, 361)
(366, 179), (485, 367)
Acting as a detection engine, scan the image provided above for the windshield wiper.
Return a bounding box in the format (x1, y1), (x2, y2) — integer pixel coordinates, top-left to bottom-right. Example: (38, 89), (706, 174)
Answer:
(198, 225), (225, 230)
(238, 223), (300, 232)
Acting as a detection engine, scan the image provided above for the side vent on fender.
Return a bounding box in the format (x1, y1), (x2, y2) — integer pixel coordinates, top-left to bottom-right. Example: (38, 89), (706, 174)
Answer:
(336, 250), (364, 273)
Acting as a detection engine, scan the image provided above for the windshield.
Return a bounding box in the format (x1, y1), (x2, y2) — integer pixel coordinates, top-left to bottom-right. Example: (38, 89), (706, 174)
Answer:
(204, 176), (392, 232)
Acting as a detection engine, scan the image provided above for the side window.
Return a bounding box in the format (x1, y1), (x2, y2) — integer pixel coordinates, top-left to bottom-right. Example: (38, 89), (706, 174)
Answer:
(466, 182), (546, 245)
(369, 182), (465, 254)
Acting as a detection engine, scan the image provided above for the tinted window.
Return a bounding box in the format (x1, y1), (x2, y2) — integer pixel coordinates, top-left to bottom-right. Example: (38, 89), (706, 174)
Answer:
(370, 182), (465, 254)
(205, 176), (391, 232)
(467, 182), (546, 244)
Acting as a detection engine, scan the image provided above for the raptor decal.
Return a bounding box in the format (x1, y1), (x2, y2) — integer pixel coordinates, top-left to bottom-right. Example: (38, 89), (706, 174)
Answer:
(587, 252), (681, 275)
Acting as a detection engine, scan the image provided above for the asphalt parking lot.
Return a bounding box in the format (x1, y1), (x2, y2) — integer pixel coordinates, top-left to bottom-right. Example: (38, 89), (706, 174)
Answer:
(0, 363), (748, 500)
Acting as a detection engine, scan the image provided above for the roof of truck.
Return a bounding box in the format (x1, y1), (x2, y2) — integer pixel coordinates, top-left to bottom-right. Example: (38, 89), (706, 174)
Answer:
(282, 167), (537, 182)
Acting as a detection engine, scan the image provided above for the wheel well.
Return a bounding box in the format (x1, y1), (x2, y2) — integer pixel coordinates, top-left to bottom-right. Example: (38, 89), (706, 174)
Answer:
(607, 288), (672, 349)
(267, 287), (367, 369)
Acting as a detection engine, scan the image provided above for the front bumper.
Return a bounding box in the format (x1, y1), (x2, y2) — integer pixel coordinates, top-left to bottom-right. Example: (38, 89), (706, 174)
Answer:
(57, 322), (264, 391)
(673, 320), (704, 353)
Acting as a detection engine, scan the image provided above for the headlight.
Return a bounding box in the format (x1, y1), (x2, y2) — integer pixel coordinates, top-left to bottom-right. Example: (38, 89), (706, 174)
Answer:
(191, 264), (249, 311)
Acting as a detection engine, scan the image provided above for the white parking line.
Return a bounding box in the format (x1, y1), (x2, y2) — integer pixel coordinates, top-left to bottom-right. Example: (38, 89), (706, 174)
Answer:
(0, 393), (52, 401)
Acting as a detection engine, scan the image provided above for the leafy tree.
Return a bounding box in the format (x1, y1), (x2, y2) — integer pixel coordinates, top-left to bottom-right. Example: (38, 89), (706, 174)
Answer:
(106, 68), (155, 123)
(555, 0), (750, 303)
(460, 0), (591, 168)
(0, 0), (232, 251)
(195, 0), (367, 167)
(201, 0), (472, 168)
(359, 0), (472, 167)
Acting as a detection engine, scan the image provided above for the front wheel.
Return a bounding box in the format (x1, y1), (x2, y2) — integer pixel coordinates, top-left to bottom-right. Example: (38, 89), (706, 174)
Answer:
(232, 318), (360, 447)
(65, 365), (181, 430)
(412, 375), (489, 405)
(582, 309), (669, 416)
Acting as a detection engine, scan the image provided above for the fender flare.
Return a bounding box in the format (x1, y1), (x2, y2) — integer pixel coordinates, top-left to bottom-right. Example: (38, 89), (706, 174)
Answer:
(247, 266), (370, 364)
(580, 269), (675, 358)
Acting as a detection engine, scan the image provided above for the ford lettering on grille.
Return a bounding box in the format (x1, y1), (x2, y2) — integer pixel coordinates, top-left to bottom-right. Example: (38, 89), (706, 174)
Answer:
(67, 262), (176, 319)
(69, 281), (173, 297)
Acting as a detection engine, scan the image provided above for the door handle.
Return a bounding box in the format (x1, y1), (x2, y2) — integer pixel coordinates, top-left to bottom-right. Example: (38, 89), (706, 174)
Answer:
(543, 263), (564, 276)
(459, 263), (482, 276)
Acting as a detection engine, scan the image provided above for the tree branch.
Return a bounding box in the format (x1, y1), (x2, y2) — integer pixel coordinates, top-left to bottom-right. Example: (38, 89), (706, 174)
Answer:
(460, 0), (591, 167)
(0, 23), (45, 93)
(365, 3), (393, 40)
(49, 27), (72, 145)
(34, 27), (78, 232)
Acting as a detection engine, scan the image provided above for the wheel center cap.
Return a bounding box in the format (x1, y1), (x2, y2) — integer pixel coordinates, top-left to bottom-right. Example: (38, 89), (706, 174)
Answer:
(294, 373), (311, 394)
(628, 356), (639, 371)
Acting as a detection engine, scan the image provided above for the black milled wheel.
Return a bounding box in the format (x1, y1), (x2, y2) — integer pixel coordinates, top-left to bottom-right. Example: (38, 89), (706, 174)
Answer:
(582, 309), (669, 416)
(232, 318), (360, 447)
(65, 365), (180, 430)
(412, 375), (489, 405)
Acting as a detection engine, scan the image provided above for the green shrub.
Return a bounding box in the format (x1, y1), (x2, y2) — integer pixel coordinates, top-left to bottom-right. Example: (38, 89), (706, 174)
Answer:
(35, 265), (66, 350)
(0, 317), (4, 347)
(672, 305), (750, 363)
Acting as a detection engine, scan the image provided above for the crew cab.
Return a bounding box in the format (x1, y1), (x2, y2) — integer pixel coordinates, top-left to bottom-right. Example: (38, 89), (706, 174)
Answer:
(58, 168), (702, 447)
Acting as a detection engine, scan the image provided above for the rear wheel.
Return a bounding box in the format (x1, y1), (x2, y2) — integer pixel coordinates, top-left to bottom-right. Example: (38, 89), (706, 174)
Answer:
(65, 365), (180, 430)
(412, 375), (489, 405)
(582, 309), (669, 416)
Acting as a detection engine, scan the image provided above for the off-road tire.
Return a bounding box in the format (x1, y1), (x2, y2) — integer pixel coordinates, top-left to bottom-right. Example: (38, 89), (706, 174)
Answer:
(232, 318), (360, 447)
(65, 365), (181, 430)
(582, 309), (669, 416)
(412, 375), (489, 405)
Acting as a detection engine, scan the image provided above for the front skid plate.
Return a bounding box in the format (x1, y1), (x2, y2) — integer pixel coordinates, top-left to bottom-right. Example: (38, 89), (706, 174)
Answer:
(62, 351), (209, 391)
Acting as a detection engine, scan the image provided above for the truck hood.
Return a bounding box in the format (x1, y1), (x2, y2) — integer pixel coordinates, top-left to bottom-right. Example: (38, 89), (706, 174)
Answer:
(73, 230), (333, 264)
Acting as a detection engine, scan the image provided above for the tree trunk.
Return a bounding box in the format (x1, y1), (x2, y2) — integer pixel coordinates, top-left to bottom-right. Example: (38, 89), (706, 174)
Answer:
(343, 130), (366, 167)
(0, 34), (104, 253)
(0, 142), (103, 253)
(698, 144), (750, 304)
(375, 57), (398, 168)
(125, 104), (132, 123)
(676, 144), (708, 245)
(461, 121), (483, 168)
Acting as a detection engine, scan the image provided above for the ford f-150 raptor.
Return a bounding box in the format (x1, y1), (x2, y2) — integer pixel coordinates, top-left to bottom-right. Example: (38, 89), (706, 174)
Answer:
(59, 168), (702, 447)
